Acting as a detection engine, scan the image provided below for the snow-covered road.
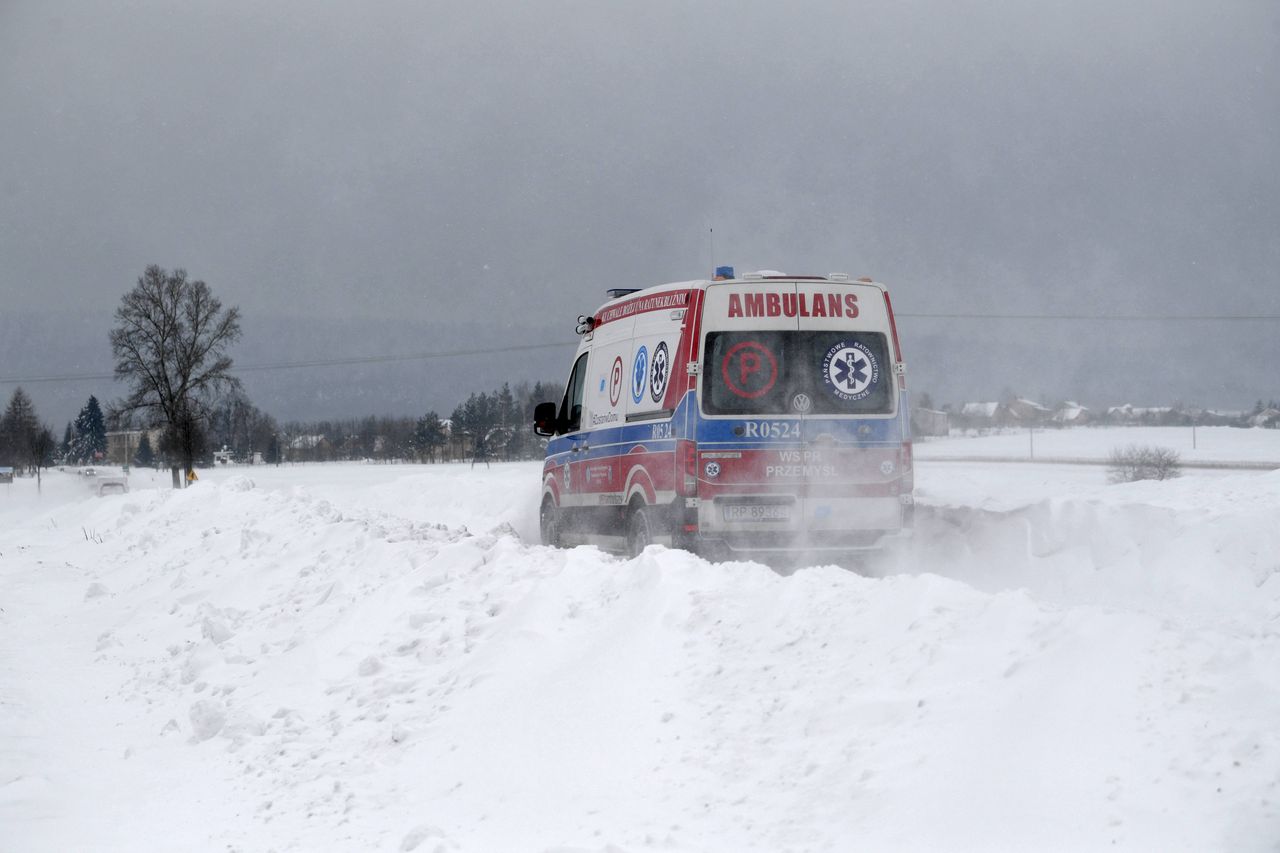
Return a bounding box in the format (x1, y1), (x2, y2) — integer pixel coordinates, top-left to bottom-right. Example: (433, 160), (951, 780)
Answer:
(3, 428), (1279, 851)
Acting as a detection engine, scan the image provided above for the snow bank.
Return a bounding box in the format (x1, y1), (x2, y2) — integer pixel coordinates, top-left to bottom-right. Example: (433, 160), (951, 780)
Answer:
(2, 461), (1278, 851)
(917, 425), (1280, 465)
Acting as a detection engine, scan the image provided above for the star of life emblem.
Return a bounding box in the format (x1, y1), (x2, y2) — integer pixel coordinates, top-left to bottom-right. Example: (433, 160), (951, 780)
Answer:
(650, 341), (669, 403)
(631, 346), (648, 403)
(822, 340), (879, 402)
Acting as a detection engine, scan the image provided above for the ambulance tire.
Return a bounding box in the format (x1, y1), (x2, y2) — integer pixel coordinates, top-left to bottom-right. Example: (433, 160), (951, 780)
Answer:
(626, 501), (654, 557)
(540, 497), (562, 548)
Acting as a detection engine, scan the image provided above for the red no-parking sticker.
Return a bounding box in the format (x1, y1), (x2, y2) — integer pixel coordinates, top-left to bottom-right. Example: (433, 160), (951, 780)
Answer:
(721, 341), (778, 399)
(609, 356), (623, 407)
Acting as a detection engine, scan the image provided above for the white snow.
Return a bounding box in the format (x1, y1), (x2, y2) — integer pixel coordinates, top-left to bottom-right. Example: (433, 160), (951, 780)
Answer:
(2, 433), (1279, 851)
(919, 425), (1280, 465)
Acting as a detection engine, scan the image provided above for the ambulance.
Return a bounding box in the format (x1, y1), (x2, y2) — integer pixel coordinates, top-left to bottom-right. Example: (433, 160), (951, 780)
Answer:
(532, 268), (912, 559)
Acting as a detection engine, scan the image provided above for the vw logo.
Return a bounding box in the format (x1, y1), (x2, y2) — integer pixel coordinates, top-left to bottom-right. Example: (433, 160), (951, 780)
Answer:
(791, 393), (812, 413)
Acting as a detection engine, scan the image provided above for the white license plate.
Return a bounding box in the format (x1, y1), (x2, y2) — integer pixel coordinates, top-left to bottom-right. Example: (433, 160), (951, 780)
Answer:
(723, 503), (792, 522)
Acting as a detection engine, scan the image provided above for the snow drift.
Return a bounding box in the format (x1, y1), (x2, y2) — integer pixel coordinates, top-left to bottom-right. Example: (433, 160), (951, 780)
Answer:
(2, 450), (1278, 851)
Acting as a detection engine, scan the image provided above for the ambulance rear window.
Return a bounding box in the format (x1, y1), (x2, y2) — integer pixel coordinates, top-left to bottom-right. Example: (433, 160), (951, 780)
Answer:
(703, 331), (893, 416)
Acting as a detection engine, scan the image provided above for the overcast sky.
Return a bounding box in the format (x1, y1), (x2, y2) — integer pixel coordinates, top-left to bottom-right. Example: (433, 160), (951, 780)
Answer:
(2, 1), (1278, 424)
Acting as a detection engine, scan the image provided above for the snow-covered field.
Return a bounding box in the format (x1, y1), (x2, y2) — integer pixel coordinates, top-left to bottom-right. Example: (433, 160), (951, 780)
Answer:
(917, 424), (1280, 466)
(2, 427), (1279, 852)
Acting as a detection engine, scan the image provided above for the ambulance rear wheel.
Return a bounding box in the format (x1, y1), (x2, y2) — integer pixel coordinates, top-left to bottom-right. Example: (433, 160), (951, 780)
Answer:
(540, 497), (562, 548)
(626, 503), (654, 557)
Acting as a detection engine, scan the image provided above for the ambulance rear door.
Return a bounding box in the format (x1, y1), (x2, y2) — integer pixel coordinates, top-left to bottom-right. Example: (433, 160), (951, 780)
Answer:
(697, 279), (805, 536)
(790, 280), (905, 535)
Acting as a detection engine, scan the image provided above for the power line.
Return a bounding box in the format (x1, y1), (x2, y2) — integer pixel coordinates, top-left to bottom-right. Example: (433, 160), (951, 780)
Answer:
(898, 312), (1280, 321)
(234, 341), (575, 372)
(0, 341), (577, 386)
(3, 311), (1277, 388)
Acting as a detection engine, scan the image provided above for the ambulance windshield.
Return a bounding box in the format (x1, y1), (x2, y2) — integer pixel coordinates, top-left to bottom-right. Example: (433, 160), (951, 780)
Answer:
(703, 331), (894, 416)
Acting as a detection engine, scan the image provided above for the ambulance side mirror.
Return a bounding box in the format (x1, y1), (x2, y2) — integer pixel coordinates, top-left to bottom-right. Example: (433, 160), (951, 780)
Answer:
(533, 402), (559, 436)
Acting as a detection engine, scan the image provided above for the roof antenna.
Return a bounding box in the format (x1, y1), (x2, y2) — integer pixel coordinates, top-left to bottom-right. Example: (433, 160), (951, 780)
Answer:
(708, 226), (714, 277)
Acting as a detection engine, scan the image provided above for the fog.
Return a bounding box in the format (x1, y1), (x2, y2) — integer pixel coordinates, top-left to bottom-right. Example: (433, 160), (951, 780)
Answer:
(2, 0), (1277, 424)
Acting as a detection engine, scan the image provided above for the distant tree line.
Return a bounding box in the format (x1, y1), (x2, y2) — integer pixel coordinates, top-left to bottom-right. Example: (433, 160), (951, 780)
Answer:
(205, 393), (281, 463)
(279, 380), (563, 464)
(1, 376), (567, 475)
(918, 391), (1280, 433)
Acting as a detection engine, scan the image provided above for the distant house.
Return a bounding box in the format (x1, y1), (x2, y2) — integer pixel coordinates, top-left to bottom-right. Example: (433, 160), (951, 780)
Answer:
(1007, 398), (1051, 424)
(1249, 408), (1280, 429)
(289, 435), (325, 450)
(960, 401), (1000, 420)
(1106, 404), (1180, 425)
(1106, 403), (1143, 423)
(287, 434), (334, 462)
(0, 466), (13, 484)
(1051, 402), (1091, 426)
(106, 428), (165, 466)
(911, 407), (949, 437)
(1199, 410), (1245, 426)
(956, 401), (1014, 431)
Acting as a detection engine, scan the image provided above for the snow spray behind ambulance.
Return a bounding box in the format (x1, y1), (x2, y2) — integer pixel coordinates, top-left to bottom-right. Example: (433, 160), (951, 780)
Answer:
(533, 269), (912, 559)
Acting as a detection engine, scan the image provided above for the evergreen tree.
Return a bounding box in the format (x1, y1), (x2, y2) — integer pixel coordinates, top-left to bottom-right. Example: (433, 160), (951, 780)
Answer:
(460, 392), (499, 462)
(412, 412), (446, 462)
(60, 422), (73, 462)
(71, 396), (108, 463)
(449, 404), (466, 460)
(1, 387), (41, 473)
(86, 396), (108, 458)
(134, 433), (155, 468)
(266, 434), (281, 465)
(496, 383), (516, 428)
(527, 381), (564, 420)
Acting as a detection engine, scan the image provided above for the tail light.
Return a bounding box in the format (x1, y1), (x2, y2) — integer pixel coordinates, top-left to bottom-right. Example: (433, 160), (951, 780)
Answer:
(677, 439), (697, 496)
(882, 290), (906, 391)
(901, 440), (914, 493)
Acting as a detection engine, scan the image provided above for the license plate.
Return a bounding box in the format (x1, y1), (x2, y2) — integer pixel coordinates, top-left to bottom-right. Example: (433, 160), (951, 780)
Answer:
(723, 503), (792, 522)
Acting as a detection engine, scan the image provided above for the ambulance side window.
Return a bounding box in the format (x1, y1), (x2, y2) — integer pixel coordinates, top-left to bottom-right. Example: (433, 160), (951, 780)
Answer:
(559, 353), (589, 433)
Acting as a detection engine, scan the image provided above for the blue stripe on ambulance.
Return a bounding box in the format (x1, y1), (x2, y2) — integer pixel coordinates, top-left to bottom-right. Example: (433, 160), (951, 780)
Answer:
(547, 391), (906, 465)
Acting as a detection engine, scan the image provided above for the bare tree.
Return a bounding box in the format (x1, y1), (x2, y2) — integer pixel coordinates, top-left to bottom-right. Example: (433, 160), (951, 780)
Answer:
(31, 425), (56, 491)
(109, 265), (242, 487)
